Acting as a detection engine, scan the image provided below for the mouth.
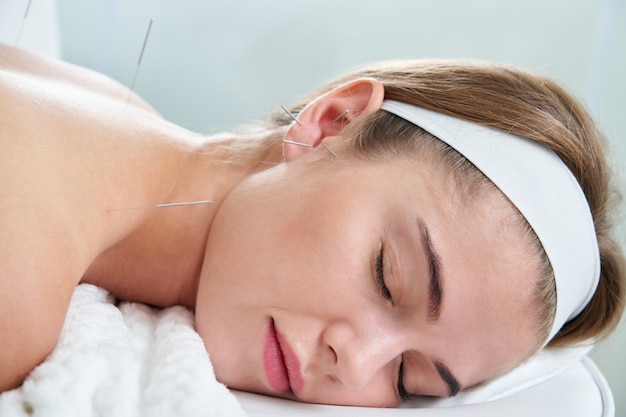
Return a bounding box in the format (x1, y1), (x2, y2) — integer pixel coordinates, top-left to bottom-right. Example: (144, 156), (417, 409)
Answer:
(263, 318), (304, 397)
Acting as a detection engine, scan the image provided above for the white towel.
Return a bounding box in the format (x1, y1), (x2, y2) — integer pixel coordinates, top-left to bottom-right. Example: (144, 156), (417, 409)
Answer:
(0, 284), (247, 417)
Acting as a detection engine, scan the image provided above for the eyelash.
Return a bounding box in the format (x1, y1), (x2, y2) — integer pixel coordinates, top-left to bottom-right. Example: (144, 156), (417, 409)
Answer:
(397, 358), (410, 401)
(375, 247), (391, 301)
(375, 247), (409, 400)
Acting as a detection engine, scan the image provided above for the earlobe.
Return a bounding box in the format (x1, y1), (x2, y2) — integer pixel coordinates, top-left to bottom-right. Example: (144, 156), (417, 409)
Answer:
(282, 78), (384, 162)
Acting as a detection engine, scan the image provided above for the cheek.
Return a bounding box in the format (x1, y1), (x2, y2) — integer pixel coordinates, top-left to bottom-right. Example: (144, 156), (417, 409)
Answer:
(200, 162), (386, 312)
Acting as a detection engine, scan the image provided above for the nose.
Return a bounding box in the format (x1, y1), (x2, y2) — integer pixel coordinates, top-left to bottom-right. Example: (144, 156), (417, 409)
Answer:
(320, 319), (403, 389)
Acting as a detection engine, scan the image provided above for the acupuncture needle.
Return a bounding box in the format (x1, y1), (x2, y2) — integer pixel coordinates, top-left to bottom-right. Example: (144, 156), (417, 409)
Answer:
(15, 0), (33, 46)
(108, 200), (213, 212)
(126, 18), (154, 104)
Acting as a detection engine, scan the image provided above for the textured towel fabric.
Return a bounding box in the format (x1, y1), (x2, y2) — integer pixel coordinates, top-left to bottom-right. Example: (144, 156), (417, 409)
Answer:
(0, 284), (247, 417)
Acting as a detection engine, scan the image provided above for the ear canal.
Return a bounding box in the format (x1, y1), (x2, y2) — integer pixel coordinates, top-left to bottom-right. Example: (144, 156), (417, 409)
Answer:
(332, 110), (350, 123)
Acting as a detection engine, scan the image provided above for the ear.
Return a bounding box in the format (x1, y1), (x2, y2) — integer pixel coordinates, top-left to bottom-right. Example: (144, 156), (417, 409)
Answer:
(282, 78), (384, 162)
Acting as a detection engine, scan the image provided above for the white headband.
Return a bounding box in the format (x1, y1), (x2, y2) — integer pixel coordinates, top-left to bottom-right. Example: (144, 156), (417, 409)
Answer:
(381, 100), (600, 343)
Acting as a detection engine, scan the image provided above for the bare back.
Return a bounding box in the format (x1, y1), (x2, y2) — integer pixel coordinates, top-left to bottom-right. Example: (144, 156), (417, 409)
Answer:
(0, 44), (209, 390)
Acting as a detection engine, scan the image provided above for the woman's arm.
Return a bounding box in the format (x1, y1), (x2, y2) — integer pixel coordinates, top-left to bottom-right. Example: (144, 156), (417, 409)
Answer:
(0, 211), (87, 391)
(0, 140), (102, 391)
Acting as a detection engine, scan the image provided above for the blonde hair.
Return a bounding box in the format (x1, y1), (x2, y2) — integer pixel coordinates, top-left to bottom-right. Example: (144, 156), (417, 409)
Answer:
(256, 59), (624, 347)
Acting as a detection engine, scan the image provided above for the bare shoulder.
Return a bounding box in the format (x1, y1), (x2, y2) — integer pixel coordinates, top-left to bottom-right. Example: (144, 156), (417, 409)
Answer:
(0, 48), (166, 271)
(0, 43), (157, 113)
(0, 45), (206, 390)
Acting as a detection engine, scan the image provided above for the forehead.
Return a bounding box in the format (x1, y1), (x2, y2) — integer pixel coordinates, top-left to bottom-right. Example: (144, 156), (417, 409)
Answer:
(343, 155), (544, 386)
(428, 186), (543, 384)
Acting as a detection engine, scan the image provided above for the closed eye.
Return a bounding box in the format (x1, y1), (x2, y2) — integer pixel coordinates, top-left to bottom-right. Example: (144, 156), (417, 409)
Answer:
(375, 246), (408, 401)
(397, 356), (410, 401)
(375, 247), (392, 301)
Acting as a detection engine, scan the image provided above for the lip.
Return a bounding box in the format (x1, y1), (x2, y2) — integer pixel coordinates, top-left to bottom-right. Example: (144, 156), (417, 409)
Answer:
(263, 318), (304, 396)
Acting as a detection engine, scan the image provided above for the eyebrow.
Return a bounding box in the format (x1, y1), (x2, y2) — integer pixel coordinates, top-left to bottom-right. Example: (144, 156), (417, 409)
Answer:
(416, 220), (461, 397)
(417, 219), (442, 321)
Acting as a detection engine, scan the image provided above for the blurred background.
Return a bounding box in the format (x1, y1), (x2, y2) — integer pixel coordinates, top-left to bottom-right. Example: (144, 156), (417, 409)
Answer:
(1, 0), (624, 414)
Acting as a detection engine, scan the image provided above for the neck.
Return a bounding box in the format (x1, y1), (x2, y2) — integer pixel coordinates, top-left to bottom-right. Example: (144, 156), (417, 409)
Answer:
(85, 129), (285, 309)
(185, 130), (285, 231)
(173, 133), (285, 308)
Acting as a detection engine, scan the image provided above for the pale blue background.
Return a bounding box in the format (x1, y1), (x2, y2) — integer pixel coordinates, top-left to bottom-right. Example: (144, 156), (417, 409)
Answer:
(1, 0), (625, 414)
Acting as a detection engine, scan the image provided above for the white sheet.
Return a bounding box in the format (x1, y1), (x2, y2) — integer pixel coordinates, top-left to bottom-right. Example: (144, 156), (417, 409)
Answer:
(0, 284), (246, 417)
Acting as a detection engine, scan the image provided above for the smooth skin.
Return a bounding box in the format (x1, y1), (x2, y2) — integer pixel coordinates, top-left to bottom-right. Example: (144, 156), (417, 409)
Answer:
(0, 44), (255, 390)
(0, 44), (541, 406)
(196, 83), (542, 406)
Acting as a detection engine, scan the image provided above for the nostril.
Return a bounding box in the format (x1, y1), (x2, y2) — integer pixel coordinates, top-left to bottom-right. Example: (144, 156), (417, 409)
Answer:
(328, 344), (338, 364)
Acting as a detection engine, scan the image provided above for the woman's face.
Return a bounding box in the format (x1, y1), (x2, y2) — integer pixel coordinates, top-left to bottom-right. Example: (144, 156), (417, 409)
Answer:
(196, 141), (541, 407)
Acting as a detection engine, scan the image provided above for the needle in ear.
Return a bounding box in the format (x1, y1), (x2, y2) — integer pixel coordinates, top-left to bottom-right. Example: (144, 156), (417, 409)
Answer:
(280, 105), (303, 126)
(322, 144), (337, 158)
(282, 139), (311, 147)
(332, 109), (350, 123)
(281, 105), (337, 158)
